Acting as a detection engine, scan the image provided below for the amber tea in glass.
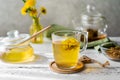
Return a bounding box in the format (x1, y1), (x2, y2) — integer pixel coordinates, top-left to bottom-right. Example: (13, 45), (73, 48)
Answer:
(52, 30), (88, 69)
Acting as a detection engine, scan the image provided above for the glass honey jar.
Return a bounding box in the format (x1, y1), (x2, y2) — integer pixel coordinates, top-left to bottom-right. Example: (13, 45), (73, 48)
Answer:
(0, 30), (35, 63)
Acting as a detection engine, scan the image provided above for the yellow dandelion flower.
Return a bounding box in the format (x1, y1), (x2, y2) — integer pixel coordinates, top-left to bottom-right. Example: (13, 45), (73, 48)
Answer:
(40, 6), (47, 15)
(25, 0), (36, 8)
(21, 6), (27, 15)
(29, 9), (37, 17)
(62, 37), (80, 50)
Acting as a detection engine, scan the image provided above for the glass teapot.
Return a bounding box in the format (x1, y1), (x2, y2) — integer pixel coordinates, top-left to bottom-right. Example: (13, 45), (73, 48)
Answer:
(73, 5), (108, 42)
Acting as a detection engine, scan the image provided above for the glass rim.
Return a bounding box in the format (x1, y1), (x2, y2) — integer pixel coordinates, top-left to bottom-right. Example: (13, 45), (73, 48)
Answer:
(52, 30), (88, 35)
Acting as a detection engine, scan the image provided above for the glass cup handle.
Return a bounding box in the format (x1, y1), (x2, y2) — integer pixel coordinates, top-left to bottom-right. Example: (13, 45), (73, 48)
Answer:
(80, 32), (88, 53)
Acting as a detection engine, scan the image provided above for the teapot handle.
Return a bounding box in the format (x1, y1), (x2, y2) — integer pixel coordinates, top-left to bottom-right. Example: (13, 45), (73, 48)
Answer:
(101, 16), (108, 33)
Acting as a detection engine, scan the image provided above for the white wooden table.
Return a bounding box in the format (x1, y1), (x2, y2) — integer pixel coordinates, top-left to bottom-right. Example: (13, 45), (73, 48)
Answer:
(0, 37), (120, 80)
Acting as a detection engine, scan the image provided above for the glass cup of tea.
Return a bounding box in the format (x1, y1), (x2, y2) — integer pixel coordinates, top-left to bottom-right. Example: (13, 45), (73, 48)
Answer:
(52, 30), (88, 69)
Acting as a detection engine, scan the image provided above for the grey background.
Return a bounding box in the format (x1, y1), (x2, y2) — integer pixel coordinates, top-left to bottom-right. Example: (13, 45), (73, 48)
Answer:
(0, 0), (120, 36)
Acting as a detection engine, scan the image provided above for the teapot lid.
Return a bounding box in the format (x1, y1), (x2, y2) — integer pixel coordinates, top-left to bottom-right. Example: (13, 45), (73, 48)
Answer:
(81, 5), (103, 22)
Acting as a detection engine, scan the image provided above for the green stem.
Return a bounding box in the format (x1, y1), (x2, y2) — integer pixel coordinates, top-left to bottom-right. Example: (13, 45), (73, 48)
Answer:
(22, 0), (26, 3)
(33, 17), (40, 26)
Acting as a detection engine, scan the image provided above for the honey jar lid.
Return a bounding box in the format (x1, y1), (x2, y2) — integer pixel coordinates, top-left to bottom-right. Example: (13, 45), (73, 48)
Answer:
(0, 30), (30, 46)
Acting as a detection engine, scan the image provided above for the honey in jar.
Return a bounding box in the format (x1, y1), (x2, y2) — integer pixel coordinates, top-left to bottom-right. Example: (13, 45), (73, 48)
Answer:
(2, 44), (34, 63)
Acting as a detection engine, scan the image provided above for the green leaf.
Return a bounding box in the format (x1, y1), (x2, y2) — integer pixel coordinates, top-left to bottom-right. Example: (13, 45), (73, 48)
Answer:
(45, 24), (73, 39)
(87, 38), (110, 48)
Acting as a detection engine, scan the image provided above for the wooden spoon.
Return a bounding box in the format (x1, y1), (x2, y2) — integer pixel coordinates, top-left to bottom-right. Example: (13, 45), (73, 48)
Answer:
(79, 55), (110, 67)
(17, 25), (51, 45)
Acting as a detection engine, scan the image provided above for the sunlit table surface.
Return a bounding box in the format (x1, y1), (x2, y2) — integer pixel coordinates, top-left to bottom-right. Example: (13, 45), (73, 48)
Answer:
(0, 37), (120, 80)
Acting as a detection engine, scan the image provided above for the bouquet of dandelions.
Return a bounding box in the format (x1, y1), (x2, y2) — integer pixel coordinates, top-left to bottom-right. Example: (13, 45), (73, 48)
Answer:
(21, 0), (47, 43)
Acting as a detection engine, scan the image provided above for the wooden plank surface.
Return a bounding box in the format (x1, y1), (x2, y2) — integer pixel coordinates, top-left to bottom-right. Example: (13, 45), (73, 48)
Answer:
(0, 37), (120, 80)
